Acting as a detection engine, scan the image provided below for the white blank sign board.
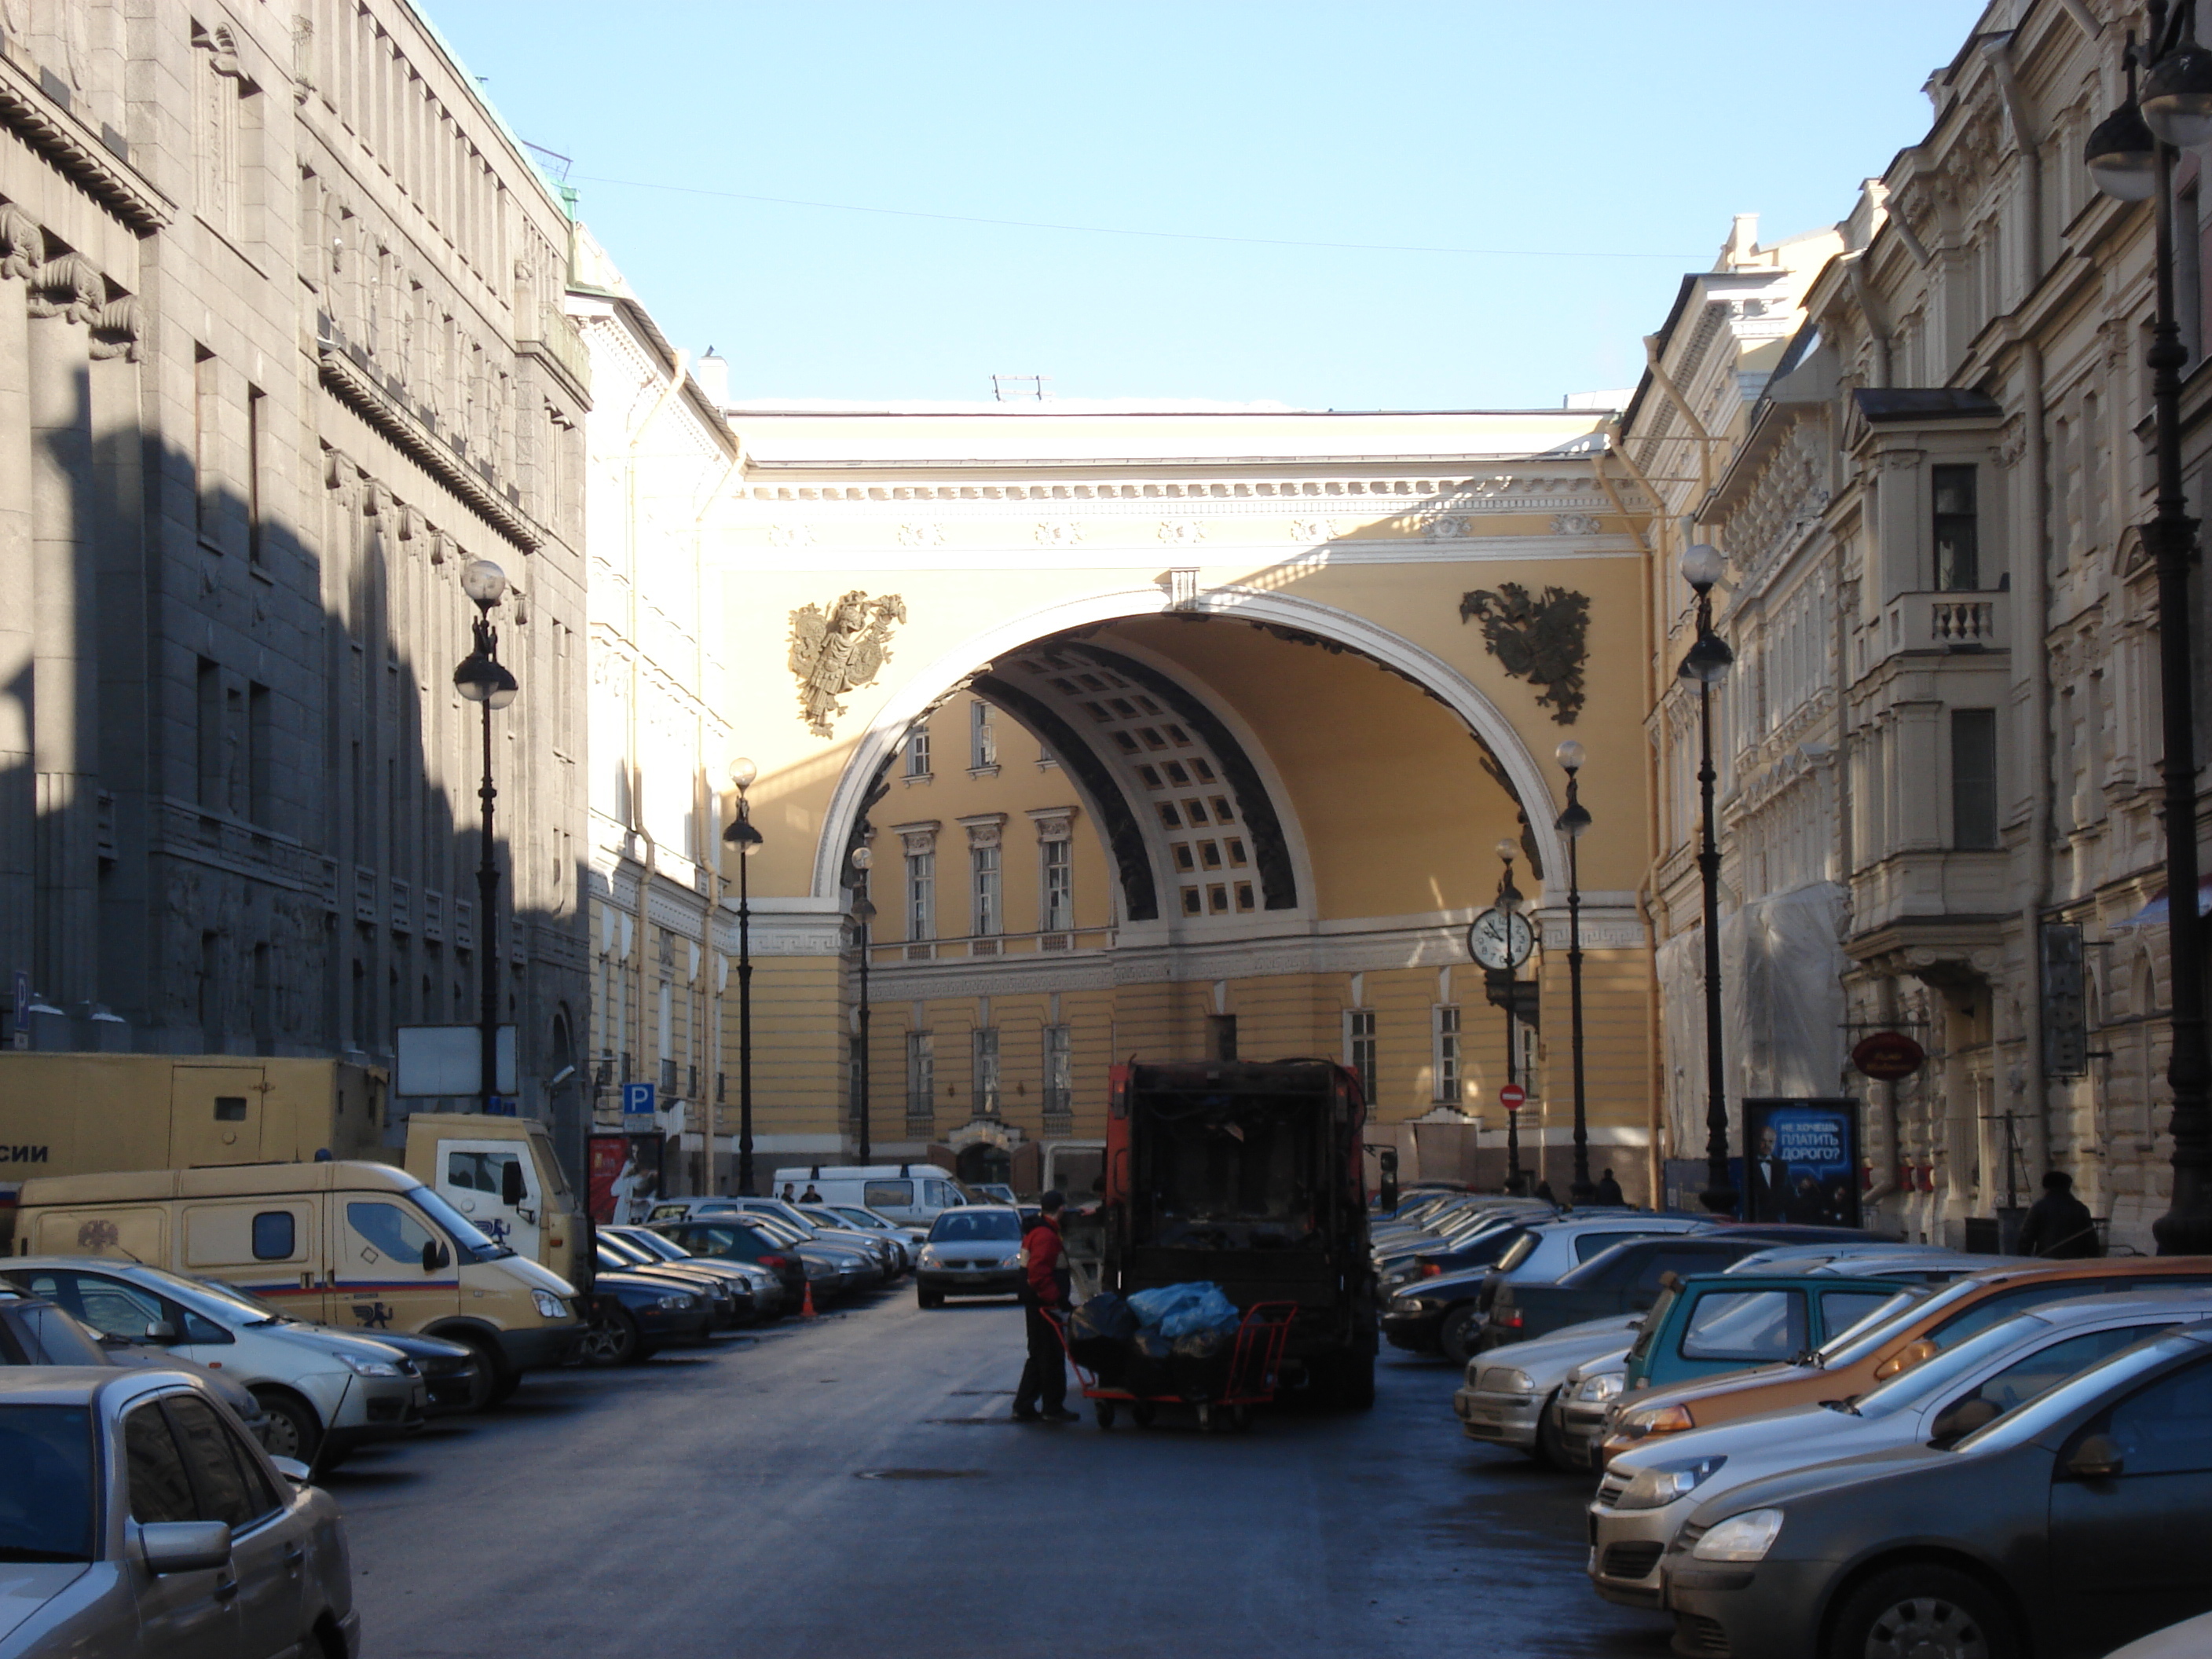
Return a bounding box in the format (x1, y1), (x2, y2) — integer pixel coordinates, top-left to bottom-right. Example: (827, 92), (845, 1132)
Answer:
(396, 1024), (518, 1097)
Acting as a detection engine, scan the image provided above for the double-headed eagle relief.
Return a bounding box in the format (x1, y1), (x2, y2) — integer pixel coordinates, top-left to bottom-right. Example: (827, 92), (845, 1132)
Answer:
(1459, 582), (1591, 724)
(788, 590), (908, 736)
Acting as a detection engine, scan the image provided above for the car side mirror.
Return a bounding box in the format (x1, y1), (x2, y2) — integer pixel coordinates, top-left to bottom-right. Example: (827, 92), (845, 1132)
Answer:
(1873, 1338), (1939, 1381)
(2064, 1433), (2125, 1480)
(143, 1320), (178, 1343)
(269, 1456), (312, 1485)
(420, 1239), (449, 1273)
(1930, 1397), (2001, 1444)
(502, 1161), (526, 1206)
(141, 1520), (233, 1574)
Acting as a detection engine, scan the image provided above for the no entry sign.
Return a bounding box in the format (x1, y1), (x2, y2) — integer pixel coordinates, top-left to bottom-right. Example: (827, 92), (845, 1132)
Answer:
(1499, 1083), (1527, 1112)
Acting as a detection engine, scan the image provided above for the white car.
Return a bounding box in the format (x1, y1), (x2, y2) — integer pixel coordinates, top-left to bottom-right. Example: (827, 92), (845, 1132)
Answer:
(1452, 1313), (1641, 1463)
(5, 1258), (426, 1469)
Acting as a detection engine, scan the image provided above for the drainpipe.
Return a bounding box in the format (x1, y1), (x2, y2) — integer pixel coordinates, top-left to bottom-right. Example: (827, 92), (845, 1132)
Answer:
(1844, 253), (1894, 390)
(1643, 336), (1714, 498)
(2019, 341), (2054, 1185)
(1983, 35), (2045, 285)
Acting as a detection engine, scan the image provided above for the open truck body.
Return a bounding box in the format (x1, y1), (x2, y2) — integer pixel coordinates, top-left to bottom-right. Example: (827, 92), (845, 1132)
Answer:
(1102, 1059), (1378, 1406)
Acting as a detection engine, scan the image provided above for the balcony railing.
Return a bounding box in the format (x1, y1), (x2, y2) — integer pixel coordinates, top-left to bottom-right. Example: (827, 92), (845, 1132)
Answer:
(1884, 590), (2009, 655)
(876, 925), (1115, 965)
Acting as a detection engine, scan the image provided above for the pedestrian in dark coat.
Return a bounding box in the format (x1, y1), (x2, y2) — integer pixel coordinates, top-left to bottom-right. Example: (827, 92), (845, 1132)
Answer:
(1593, 1169), (1626, 1207)
(2015, 1170), (2103, 1258)
(1013, 1191), (1079, 1422)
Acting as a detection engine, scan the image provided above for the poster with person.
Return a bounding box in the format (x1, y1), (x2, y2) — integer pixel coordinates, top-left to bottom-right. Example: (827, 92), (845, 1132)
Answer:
(1740, 1098), (1862, 1228)
(588, 1132), (665, 1223)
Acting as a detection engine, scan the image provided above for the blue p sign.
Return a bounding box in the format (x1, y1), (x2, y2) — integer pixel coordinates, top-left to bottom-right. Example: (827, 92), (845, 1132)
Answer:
(621, 1082), (656, 1119)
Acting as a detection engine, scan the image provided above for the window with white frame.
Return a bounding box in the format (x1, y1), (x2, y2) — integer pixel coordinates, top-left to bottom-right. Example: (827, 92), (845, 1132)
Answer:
(972, 842), (1001, 936)
(1041, 837), (1073, 931)
(904, 727), (931, 778)
(1043, 1024), (1072, 1113)
(969, 700), (998, 771)
(1345, 1009), (1377, 1102)
(1433, 1005), (1462, 1104)
(906, 848), (936, 939)
(972, 1027), (1001, 1114)
(906, 1030), (934, 1116)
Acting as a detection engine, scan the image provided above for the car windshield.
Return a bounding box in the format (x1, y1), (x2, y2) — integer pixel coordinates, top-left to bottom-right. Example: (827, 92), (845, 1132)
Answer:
(404, 1184), (511, 1262)
(182, 1275), (290, 1327)
(929, 1211), (1022, 1243)
(0, 1404), (93, 1562)
(797, 1207), (851, 1230)
(833, 1208), (888, 1230)
(619, 1232), (687, 1261)
(5, 1306), (108, 1367)
(1814, 1276), (1987, 1367)
(746, 1216), (806, 1245)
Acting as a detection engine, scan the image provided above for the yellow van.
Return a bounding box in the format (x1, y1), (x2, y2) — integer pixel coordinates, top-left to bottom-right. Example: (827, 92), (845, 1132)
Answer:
(13, 1160), (580, 1402)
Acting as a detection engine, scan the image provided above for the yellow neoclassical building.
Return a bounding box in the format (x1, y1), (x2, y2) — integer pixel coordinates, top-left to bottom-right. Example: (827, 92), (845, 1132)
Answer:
(607, 401), (1664, 1199)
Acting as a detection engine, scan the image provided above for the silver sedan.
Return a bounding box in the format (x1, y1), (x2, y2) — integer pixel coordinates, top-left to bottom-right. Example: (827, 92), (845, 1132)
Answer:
(0, 1365), (357, 1658)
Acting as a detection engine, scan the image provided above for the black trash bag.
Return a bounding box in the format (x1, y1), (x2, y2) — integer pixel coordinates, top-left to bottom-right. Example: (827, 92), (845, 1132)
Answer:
(1069, 1293), (1136, 1345)
(1127, 1328), (1175, 1397)
(1171, 1325), (1234, 1403)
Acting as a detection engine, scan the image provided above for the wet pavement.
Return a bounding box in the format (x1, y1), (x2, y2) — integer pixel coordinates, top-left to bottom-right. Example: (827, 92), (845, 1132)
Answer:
(330, 1289), (1672, 1657)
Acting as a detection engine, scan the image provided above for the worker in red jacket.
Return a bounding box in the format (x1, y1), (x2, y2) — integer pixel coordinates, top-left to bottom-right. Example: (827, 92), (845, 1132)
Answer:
(1013, 1191), (1078, 1423)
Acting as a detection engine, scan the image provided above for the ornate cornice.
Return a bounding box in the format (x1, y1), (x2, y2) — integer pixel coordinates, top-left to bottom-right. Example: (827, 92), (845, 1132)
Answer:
(0, 55), (171, 235)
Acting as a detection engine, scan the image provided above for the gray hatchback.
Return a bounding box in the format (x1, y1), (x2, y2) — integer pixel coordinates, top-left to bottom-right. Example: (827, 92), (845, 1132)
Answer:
(0, 1367), (357, 1658)
(915, 1207), (1027, 1307)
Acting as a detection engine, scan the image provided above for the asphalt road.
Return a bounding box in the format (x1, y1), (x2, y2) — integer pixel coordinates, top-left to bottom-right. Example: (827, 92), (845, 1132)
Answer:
(330, 1290), (1672, 1658)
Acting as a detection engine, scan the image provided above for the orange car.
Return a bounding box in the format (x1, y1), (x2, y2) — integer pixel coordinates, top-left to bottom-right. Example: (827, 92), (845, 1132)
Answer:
(1599, 1254), (2212, 1467)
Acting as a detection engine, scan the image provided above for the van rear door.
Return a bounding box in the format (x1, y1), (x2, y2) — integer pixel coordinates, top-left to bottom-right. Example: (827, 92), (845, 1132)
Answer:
(434, 1139), (541, 1262)
(168, 1066), (270, 1166)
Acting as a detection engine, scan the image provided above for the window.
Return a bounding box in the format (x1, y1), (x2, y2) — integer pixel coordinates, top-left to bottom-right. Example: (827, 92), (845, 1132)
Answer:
(1434, 1005), (1462, 1102)
(213, 1096), (247, 1122)
(969, 701), (997, 771)
(1959, 1326), (2167, 1419)
(1042, 840), (1072, 931)
(1235, 882), (1255, 911)
(864, 1180), (913, 1208)
(972, 842), (1001, 936)
(196, 657), (222, 809)
(1932, 464), (1979, 590)
(125, 1404), (198, 1525)
(1211, 796), (1236, 823)
(1952, 709), (1998, 848)
(1173, 844), (1196, 872)
(346, 1200), (438, 1266)
(251, 1211), (295, 1261)
(1043, 1024), (1072, 1111)
(906, 1031), (935, 1115)
(166, 1395), (273, 1528)
(8, 1306), (104, 1366)
(247, 682), (272, 826)
(1181, 888), (1202, 916)
(1346, 1009), (1377, 1100)
(972, 1027), (1000, 1114)
(2095, 1354), (2212, 1477)
(1819, 1290), (1906, 1342)
(1680, 1289), (1807, 1362)
(906, 848), (936, 939)
(904, 728), (931, 778)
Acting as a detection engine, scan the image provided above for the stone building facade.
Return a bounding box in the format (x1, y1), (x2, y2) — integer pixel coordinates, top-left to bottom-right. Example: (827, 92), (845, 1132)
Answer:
(0, 2), (591, 1159)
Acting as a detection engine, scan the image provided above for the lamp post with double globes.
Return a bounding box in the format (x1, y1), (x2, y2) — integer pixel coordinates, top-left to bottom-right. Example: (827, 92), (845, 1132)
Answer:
(1555, 740), (1595, 1205)
(722, 759), (764, 1195)
(452, 559), (518, 1114)
(1678, 540), (1738, 1217)
(2084, 8), (2212, 1254)
(849, 843), (876, 1164)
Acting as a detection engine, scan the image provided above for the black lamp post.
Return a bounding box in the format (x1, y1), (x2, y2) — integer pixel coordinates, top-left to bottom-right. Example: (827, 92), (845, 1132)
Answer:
(1555, 740), (1595, 1204)
(850, 840), (875, 1163)
(2086, 7), (2212, 1254)
(1678, 540), (1737, 1216)
(1495, 837), (1525, 1193)
(452, 558), (518, 1114)
(723, 759), (763, 1195)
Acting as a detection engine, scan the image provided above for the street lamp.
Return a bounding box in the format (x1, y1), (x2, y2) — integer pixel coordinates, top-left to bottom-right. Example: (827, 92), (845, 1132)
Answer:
(2087, 10), (2212, 1254)
(1496, 837), (1525, 1194)
(452, 558), (517, 1115)
(1678, 540), (1736, 1217)
(722, 758), (764, 1195)
(849, 841), (875, 1164)
(1555, 740), (1595, 1205)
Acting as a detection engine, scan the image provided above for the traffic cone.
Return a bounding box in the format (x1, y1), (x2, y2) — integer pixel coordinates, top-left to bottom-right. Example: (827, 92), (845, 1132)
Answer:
(801, 1279), (817, 1319)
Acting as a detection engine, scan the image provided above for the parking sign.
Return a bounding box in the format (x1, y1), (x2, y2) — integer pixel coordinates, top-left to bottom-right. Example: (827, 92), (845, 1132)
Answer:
(622, 1082), (656, 1120)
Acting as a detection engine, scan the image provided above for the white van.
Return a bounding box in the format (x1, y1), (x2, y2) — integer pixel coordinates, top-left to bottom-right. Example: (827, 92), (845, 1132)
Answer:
(770, 1165), (967, 1229)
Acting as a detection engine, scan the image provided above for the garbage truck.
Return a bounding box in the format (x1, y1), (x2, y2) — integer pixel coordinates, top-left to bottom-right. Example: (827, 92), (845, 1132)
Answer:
(1101, 1059), (1378, 1407)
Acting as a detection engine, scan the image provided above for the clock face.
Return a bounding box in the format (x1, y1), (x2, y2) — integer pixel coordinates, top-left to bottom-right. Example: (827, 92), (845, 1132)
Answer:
(1467, 907), (1534, 970)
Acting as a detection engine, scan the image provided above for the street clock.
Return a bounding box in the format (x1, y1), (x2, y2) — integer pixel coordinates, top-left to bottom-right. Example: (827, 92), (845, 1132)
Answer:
(1467, 906), (1534, 971)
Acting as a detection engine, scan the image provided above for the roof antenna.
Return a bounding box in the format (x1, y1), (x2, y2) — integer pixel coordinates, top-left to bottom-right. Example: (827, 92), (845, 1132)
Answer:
(991, 374), (1049, 403)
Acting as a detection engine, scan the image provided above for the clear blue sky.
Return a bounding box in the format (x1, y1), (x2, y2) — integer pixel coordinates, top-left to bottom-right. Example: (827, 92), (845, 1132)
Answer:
(428, 1), (1985, 410)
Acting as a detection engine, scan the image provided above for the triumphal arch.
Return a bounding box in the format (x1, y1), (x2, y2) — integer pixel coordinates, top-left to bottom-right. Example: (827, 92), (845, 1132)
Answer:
(699, 406), (1658, 1198)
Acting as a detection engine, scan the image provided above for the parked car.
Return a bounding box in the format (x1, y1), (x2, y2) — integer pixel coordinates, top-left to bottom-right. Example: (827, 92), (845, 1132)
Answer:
(1556, 1351), (1632, 1469)
(591, 1234), (745, 1329)
(2106, 1610), (2212, 1658)
(1589, 1289), (2212, 1612)
(822, 1204), (928, 1264)
(1661, 1319), (2212, 1659)
(4, 1259), (427, 1469)
(710, 1198), (895, 1282)
(0, 1366), (358, 1659)
(916, 1207), (1027, 1307)
(797, 1204), (913, 1273)
(604, 1225), (784, 1318)
(966, 1183), (1019, 1206)
(1480, 1235), (1806, 1353)
(1379, 1207), (1548, 1290)
(765, 1164), (970, 1229)
(574, 1270), (712, 1365)
(648, 1217), (814, 1309)
(739, 1213), (868, 1300)
(1617, 1270), (1932, 1393)
(1601, 1257), (2212, 1467)
(0, 1284), (275, 1448)
(1452, 1313), (1641, 1464)
(1384, 1215), (1713, 1363)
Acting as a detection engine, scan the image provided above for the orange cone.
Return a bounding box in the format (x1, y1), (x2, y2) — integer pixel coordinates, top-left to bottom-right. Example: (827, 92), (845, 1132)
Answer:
(801, 1280), (817, 1319)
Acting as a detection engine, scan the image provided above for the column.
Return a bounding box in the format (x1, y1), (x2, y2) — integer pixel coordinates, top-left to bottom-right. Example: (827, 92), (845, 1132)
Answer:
(0, 209), (40, 997)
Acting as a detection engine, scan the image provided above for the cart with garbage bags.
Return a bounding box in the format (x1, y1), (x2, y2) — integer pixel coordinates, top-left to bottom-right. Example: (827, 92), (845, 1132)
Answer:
(1057, 1283), (1297, 1432)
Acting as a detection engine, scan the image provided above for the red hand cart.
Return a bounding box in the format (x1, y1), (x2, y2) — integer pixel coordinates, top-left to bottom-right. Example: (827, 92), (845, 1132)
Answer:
(1055, 1300), (1298, 1433)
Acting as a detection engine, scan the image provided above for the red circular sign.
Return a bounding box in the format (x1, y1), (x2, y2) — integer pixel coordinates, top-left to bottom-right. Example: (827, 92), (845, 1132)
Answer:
(1851, 1031), (1927, 1082)
(1498, 1084), (1527, 1112)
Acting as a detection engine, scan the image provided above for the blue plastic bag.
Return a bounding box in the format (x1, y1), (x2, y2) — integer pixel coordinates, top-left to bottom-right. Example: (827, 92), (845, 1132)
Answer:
(1160, 1285), (1241, 1339)
(1126, 1284), (1205, 1331)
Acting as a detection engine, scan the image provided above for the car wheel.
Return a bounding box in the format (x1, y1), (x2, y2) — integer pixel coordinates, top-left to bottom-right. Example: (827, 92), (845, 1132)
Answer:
(917, 1290), (943, 1309)
(251, 1390), (323, 1465)
(578, 1306), (640, 1367)
(1826, 1564), (2017, 1659)
(1438, 1304), (1481, 1366)
(1130, 1401), (1156, 1428)
(1533, 1390), (1567, 1467)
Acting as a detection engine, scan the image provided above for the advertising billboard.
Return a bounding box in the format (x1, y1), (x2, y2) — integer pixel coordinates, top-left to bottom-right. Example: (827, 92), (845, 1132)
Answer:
(1741, 1097), (1862, 1228)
